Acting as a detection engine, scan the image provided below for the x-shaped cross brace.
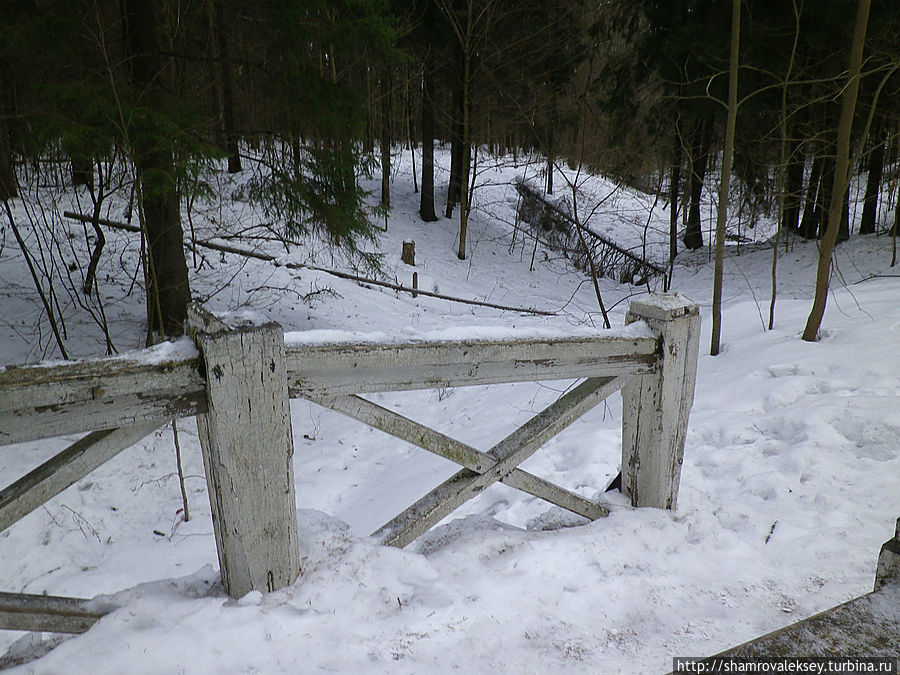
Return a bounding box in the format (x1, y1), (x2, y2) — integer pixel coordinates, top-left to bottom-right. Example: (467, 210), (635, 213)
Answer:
(303, 375), (621, 548)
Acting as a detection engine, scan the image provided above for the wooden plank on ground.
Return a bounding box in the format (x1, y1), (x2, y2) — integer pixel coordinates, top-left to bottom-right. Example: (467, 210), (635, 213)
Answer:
(0, 422), (163, 533)
(0, 354), (205, 445)
(286, 334), (657, 396)
(0, 591), (110, 634)
(716, 582), (900, 658)
(373, 376), (621, 548)
(306, 392), (610, 522)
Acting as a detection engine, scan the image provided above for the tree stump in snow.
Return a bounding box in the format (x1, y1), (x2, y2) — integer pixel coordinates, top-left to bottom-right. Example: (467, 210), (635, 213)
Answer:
(402, 240), (415, 266)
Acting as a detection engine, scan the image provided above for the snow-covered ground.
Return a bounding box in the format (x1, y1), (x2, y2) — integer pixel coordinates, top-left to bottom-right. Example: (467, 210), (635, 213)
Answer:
(0, 149), (898, 673)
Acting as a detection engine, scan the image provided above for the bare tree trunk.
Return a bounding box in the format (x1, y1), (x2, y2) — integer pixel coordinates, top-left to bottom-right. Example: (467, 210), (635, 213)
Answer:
(859, 122), (886, 235)
(0, 67), (16, 200)
(803, 0), (871, 342)
(419, 56), (438, 222)
(799, 154), (822, 238)
(839, 188), (850, 242)
(684, 119), (709, 250)
(781, 139), (803, 234)
(380, 68), (391, 209)
(445, 42), (464, 219)
(212, 0), (242, 174)
(710, 0), (741, 357)
(770, 0), (802, 331)
(122, 0), (192, 338)
(668, 159), (680, 288)
(546, 102), (556, 195)
(818, 155), (836, 238)
(456, 1), (473, 261)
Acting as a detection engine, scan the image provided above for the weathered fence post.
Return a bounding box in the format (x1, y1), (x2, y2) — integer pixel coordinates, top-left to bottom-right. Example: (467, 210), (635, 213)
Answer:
(188, 305), (300, 598)
(621, 293), (700, 509)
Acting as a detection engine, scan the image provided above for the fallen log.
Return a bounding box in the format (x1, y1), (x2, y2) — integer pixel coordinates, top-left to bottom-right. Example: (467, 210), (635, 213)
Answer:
(63, 211), (555, 316)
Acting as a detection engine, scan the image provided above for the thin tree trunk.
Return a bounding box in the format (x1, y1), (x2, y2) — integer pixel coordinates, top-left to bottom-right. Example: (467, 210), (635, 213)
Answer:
(419, 56), (438, 222)
(803, 0), (871, 342)
(546, 155), (553, 195)
(782, 140), (803, 234)
(212, 1), (242, 174)
(380, 68), (391, 208)
(406, 67), (417, 193)
(668, 160), (680, 286)
(445, 43), (464, 219)
(839, 188), (850, 242)
(456, 1), (473, 261)
(684, 119), (709, 250)
(0, 67), (16, 200)
(818, 155), (835, 238)
(892, 187), (899, 266)
(546, 102), (555, 195)
(771, 0), (802, 331)
(710, 0), (740, 357)
(859, 124), (885, 234)
(122, 0), (191, 338)
(799, 154), (822, 238)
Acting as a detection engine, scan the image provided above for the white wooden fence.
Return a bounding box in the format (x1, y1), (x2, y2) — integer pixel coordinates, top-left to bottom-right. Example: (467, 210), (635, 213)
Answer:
(0, 292), (700, 632)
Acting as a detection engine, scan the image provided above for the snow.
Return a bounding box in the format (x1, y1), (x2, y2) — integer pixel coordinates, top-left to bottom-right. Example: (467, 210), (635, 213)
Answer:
(1, 148), (899, 672)
(2, 337), (200, 372)
(284, 321), (653, 347)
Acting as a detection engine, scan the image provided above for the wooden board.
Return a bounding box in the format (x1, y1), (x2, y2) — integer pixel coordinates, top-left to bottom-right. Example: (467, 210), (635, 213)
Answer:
(0, 591), (110, 634)
(0, 422), (163, 533)
(716, 582), (900, 658)
(374, 376), (622, 548)
(0, 355), (205, 445)
(306, 392), (610, 522)
(286, 334), (658, 396)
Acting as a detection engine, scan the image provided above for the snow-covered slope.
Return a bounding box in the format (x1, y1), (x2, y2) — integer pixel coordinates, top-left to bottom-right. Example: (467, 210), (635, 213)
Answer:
(1, 150), (898, 673)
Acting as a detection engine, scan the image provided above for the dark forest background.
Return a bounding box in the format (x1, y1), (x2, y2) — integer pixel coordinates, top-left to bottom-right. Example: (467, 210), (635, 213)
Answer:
(2, 0), (898, 337)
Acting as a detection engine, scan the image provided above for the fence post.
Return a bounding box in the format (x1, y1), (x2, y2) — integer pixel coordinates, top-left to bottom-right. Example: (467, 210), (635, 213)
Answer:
(621, 293), (700, 509)
(188, 305), (300, 598)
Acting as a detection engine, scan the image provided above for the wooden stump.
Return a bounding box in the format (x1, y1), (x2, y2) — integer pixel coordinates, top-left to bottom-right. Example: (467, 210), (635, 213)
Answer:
(621, 293), (700, 510)
(401, 240), (415, 266)
(189, 305), (300, 598)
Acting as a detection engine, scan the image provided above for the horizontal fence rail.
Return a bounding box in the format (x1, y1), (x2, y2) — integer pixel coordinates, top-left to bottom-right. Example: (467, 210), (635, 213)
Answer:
(0, 350), (206, 446)
(284, 331), (659, 397)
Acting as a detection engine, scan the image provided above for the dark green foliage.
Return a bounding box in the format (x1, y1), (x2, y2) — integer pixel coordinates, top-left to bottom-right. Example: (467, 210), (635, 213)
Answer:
(245, 144), (381, 258)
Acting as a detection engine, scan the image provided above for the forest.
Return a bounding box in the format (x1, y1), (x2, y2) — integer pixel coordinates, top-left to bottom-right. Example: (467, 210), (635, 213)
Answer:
(0, 0), (897, 344)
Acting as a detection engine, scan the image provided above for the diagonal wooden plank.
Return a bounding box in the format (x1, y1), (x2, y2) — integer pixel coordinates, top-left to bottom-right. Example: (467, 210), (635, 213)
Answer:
(500, 470), (608, 521)
(0, 421), (163, 533)
(304, 393), (489, 472)
(305, 392), (611, 522)
(0, 591), (111, 634)
(371, 376), (621, 548)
